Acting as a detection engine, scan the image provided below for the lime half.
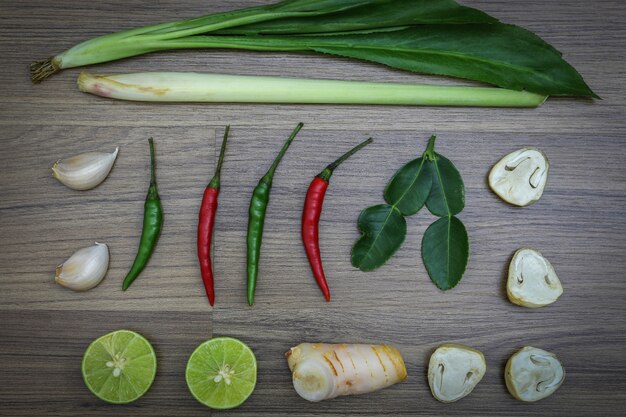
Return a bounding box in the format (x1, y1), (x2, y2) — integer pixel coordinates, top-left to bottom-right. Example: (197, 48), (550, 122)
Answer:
(82, 330), (157, 404)
(186, 337), (257, 409)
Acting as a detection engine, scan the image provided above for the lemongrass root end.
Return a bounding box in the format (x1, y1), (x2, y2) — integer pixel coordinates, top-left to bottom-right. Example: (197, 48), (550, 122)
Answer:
(77, 72), (113, 98)
(30, 57), (61, 83)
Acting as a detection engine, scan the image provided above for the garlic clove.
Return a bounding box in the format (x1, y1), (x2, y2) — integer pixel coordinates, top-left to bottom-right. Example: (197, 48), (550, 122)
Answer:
(55, 242), (109, 291)
(507, 248), (563, 308)
(488, 147), (549, 206)
(505, 346), (564, 402)
(428, 343), (487, 403)
(52, 147), (119, 190)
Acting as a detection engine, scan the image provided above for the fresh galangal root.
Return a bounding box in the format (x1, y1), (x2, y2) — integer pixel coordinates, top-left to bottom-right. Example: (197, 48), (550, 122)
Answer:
(428, 344), (486, 403)
(286, 343), (407, 402)
(505, 346), (564, 402)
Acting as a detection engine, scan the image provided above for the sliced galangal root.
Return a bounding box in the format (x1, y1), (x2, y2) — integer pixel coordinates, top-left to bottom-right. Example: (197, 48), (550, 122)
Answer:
(508, 248), (563, 308)
(489, 147), (549, 206)
(505, 346), (565, 402)
(427, 343), (487, 403)
(285, 343), (407, 402)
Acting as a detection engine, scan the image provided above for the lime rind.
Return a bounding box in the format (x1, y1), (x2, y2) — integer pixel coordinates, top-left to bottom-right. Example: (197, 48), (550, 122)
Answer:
(82, 329), (157, 404)
(185, 337), (257, 410)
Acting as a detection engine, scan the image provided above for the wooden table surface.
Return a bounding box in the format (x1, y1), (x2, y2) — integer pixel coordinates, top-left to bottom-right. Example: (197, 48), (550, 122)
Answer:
(1, 1), (625, 416)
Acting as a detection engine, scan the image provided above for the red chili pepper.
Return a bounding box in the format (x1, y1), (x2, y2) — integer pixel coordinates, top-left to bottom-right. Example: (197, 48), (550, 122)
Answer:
(302, 137), (373, 301)
(197, 126), (229, 306)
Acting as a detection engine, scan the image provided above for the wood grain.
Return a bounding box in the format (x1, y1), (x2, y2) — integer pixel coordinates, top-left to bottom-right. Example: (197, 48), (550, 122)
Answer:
(1, 0), (625, 416)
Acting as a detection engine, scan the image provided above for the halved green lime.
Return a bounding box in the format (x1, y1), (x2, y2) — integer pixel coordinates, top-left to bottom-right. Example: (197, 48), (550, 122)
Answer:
(81, 329), (157, 404)
(186, 337), (257, 409)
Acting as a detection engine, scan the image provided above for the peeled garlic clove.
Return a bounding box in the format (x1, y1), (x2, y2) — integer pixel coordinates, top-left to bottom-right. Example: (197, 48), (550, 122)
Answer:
(55, 243), (109, 291)
(428, 343), (487, 403)
(52, 147), (119, 190)
(489, 147), (548, 206)
(507, 248), (563, 308)
(505, 346), (564, 402)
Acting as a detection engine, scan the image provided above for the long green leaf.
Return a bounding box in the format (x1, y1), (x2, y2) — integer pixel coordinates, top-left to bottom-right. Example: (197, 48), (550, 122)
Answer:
(142, 0), (376, 38)
(34, 0), (376, 75)
(163, 23), (596, 96)
(217, 0), (497, 35)
(351, 204), (407, 271)
(421, 215), (469, 290)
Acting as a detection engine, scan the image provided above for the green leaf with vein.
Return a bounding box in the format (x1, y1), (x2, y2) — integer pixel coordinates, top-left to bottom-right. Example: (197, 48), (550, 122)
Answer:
(384, 155), (432, 216)
(422, 216), (469, 290)
(144, 0), (376, 37)
(353, 134), (470, 290)
(189, 24), (595, 97)
(351, 204), (407, 271)
(425, 147), (465, 217)
(217, 0), (496, 35)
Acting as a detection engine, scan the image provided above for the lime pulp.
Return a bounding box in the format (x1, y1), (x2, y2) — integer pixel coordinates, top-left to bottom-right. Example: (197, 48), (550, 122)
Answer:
(185, 337), (257, 409)
(81, 329), (157, 404)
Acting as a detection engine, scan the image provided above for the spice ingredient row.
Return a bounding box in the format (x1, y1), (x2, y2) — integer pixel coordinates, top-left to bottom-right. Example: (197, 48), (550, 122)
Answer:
(54, 127), (559, 308)
(81, 331), (564, 408)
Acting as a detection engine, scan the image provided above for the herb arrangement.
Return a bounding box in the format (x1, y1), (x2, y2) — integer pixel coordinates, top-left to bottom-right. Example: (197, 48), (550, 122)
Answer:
(53, 129), (565, 408)
(35, 0), (582, 410)
(31, 0), (596, 101)
(352, 135), (469, 290)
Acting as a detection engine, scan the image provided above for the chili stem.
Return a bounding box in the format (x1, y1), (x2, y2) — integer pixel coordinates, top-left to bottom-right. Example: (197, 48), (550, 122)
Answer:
(208, 125), (230, 189)
(424, 134), (437, 160)
(148, 137), (156, 186)
(319, 137), (373, 182)
(264, 122), (304, 181)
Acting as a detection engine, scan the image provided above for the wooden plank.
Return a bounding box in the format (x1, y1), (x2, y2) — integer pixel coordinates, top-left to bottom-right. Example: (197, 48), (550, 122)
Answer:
(0, 126), (217, 311)
(211, 129), (626, 416)
(0, 1), (624, 133)
(211, 307), (626, 416)
(0, 310), (212, 416)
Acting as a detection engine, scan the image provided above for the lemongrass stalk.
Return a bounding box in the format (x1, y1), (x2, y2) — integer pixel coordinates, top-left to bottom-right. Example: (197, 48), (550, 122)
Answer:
(77, 72), (547, 108)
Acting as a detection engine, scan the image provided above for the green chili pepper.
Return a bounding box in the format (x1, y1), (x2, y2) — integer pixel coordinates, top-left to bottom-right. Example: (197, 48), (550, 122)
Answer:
(122, 138), (164, 291)
(247, 123), (303, 305)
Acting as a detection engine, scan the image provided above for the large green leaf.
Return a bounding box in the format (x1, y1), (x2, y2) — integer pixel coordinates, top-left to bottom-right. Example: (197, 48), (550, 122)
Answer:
(351, 204), (407, 271)
(42, 0), (596, 97)
(421, 216), (469, 290)
(426, 151), (465, 217)
(184, 23), (596, 97)
(218, 0), (496, 35)
(384, 156), (432, 216)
